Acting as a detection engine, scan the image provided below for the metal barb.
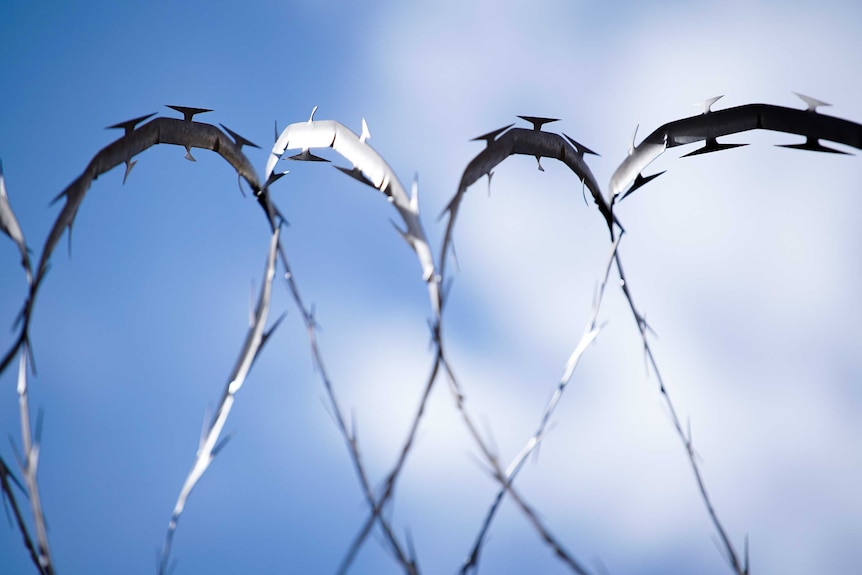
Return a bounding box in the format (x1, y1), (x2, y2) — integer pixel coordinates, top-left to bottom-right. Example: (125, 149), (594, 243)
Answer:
(105, 114), (157, 184)
(105, 112), (157, 135)
(410, 173), (419, 212)
(359, 118), (371, 143)
(619, 171), (665, 201)
(166, 105), (212, 122)
(682, 138), (748, 157)
(696, 95), (724, 114)
(334, 165), (376, 188)
(122, 160), (137, 184)
(390, 219), (414, 249)
(517, 116), (559, 131)
(471, 123), (515, 147)
(289, 150), (329, 162)
(562, 133), (600, 157)
(777, 136), (850, 155)
(263, 171), (288, 190)
(793, 92), (831, 113)
(219, 124), (260, 150)
(629, 125), (639, 155)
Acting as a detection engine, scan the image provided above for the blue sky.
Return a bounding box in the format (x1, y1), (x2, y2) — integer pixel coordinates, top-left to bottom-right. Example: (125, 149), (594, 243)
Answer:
(2, 1), (861, 573)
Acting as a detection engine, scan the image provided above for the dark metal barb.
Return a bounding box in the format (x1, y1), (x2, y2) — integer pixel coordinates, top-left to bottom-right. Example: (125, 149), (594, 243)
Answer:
(219, 124), (261, 150)
(471, 123), (515, 147)
(165, 105), (212, 122)
(334, 165), (376, 188)
(681, 138), (748, 157)
(288, 149), (330, 162)
(106, 112), (157, 135)
(562, 133), (600, 157)
(0, 160), (32, 285)
(517, 116), (560, 131)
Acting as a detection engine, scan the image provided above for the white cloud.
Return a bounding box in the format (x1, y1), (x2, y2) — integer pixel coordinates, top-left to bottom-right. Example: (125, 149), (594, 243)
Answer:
(344, 1), (862, 572)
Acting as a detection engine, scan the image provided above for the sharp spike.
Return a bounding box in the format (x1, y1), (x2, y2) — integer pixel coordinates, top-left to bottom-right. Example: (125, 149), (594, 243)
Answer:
(629, 125), (639, 156)
(166, 105), (212, 122)
(263, 170), (288, 191)
(272, 202), (289, 228)
(235, 173), (246, 198)
(289, 150), (329, 162)
(562, 133), (600, 157)
(438, 198), (454, 221)
(390, 219), (413, 248)
(682, 138), (748, 157)
(211, 433), (233, 457)
(517, 116), (559, 131)
(410, 173), (419, 212)
(219, 124), (260, 149)
(334, 165), (375, 188)
(695, 95), (724, 114)
(360, 118), (371, 143)
(35, 407), (44, 445)
(261, 313), (286, 347)
(67, 219), (74, 258)
(619, 171), (666, 202)
(535, 156), (545, 171)
(793, 92), (831, 113)
(2, 460), (26, 493)
(198, 406), (211, 451)
(248, 282), (255, 327)
(50, 187), (65, 205)
(777, 137), (850, 155)
(106, 112), (157, 135)
(471, 123), (515, 147)
(122, 159), (137, 184)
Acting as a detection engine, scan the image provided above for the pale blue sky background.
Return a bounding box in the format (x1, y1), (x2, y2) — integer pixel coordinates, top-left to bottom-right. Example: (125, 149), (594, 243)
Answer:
(2, 1), (861, 573)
